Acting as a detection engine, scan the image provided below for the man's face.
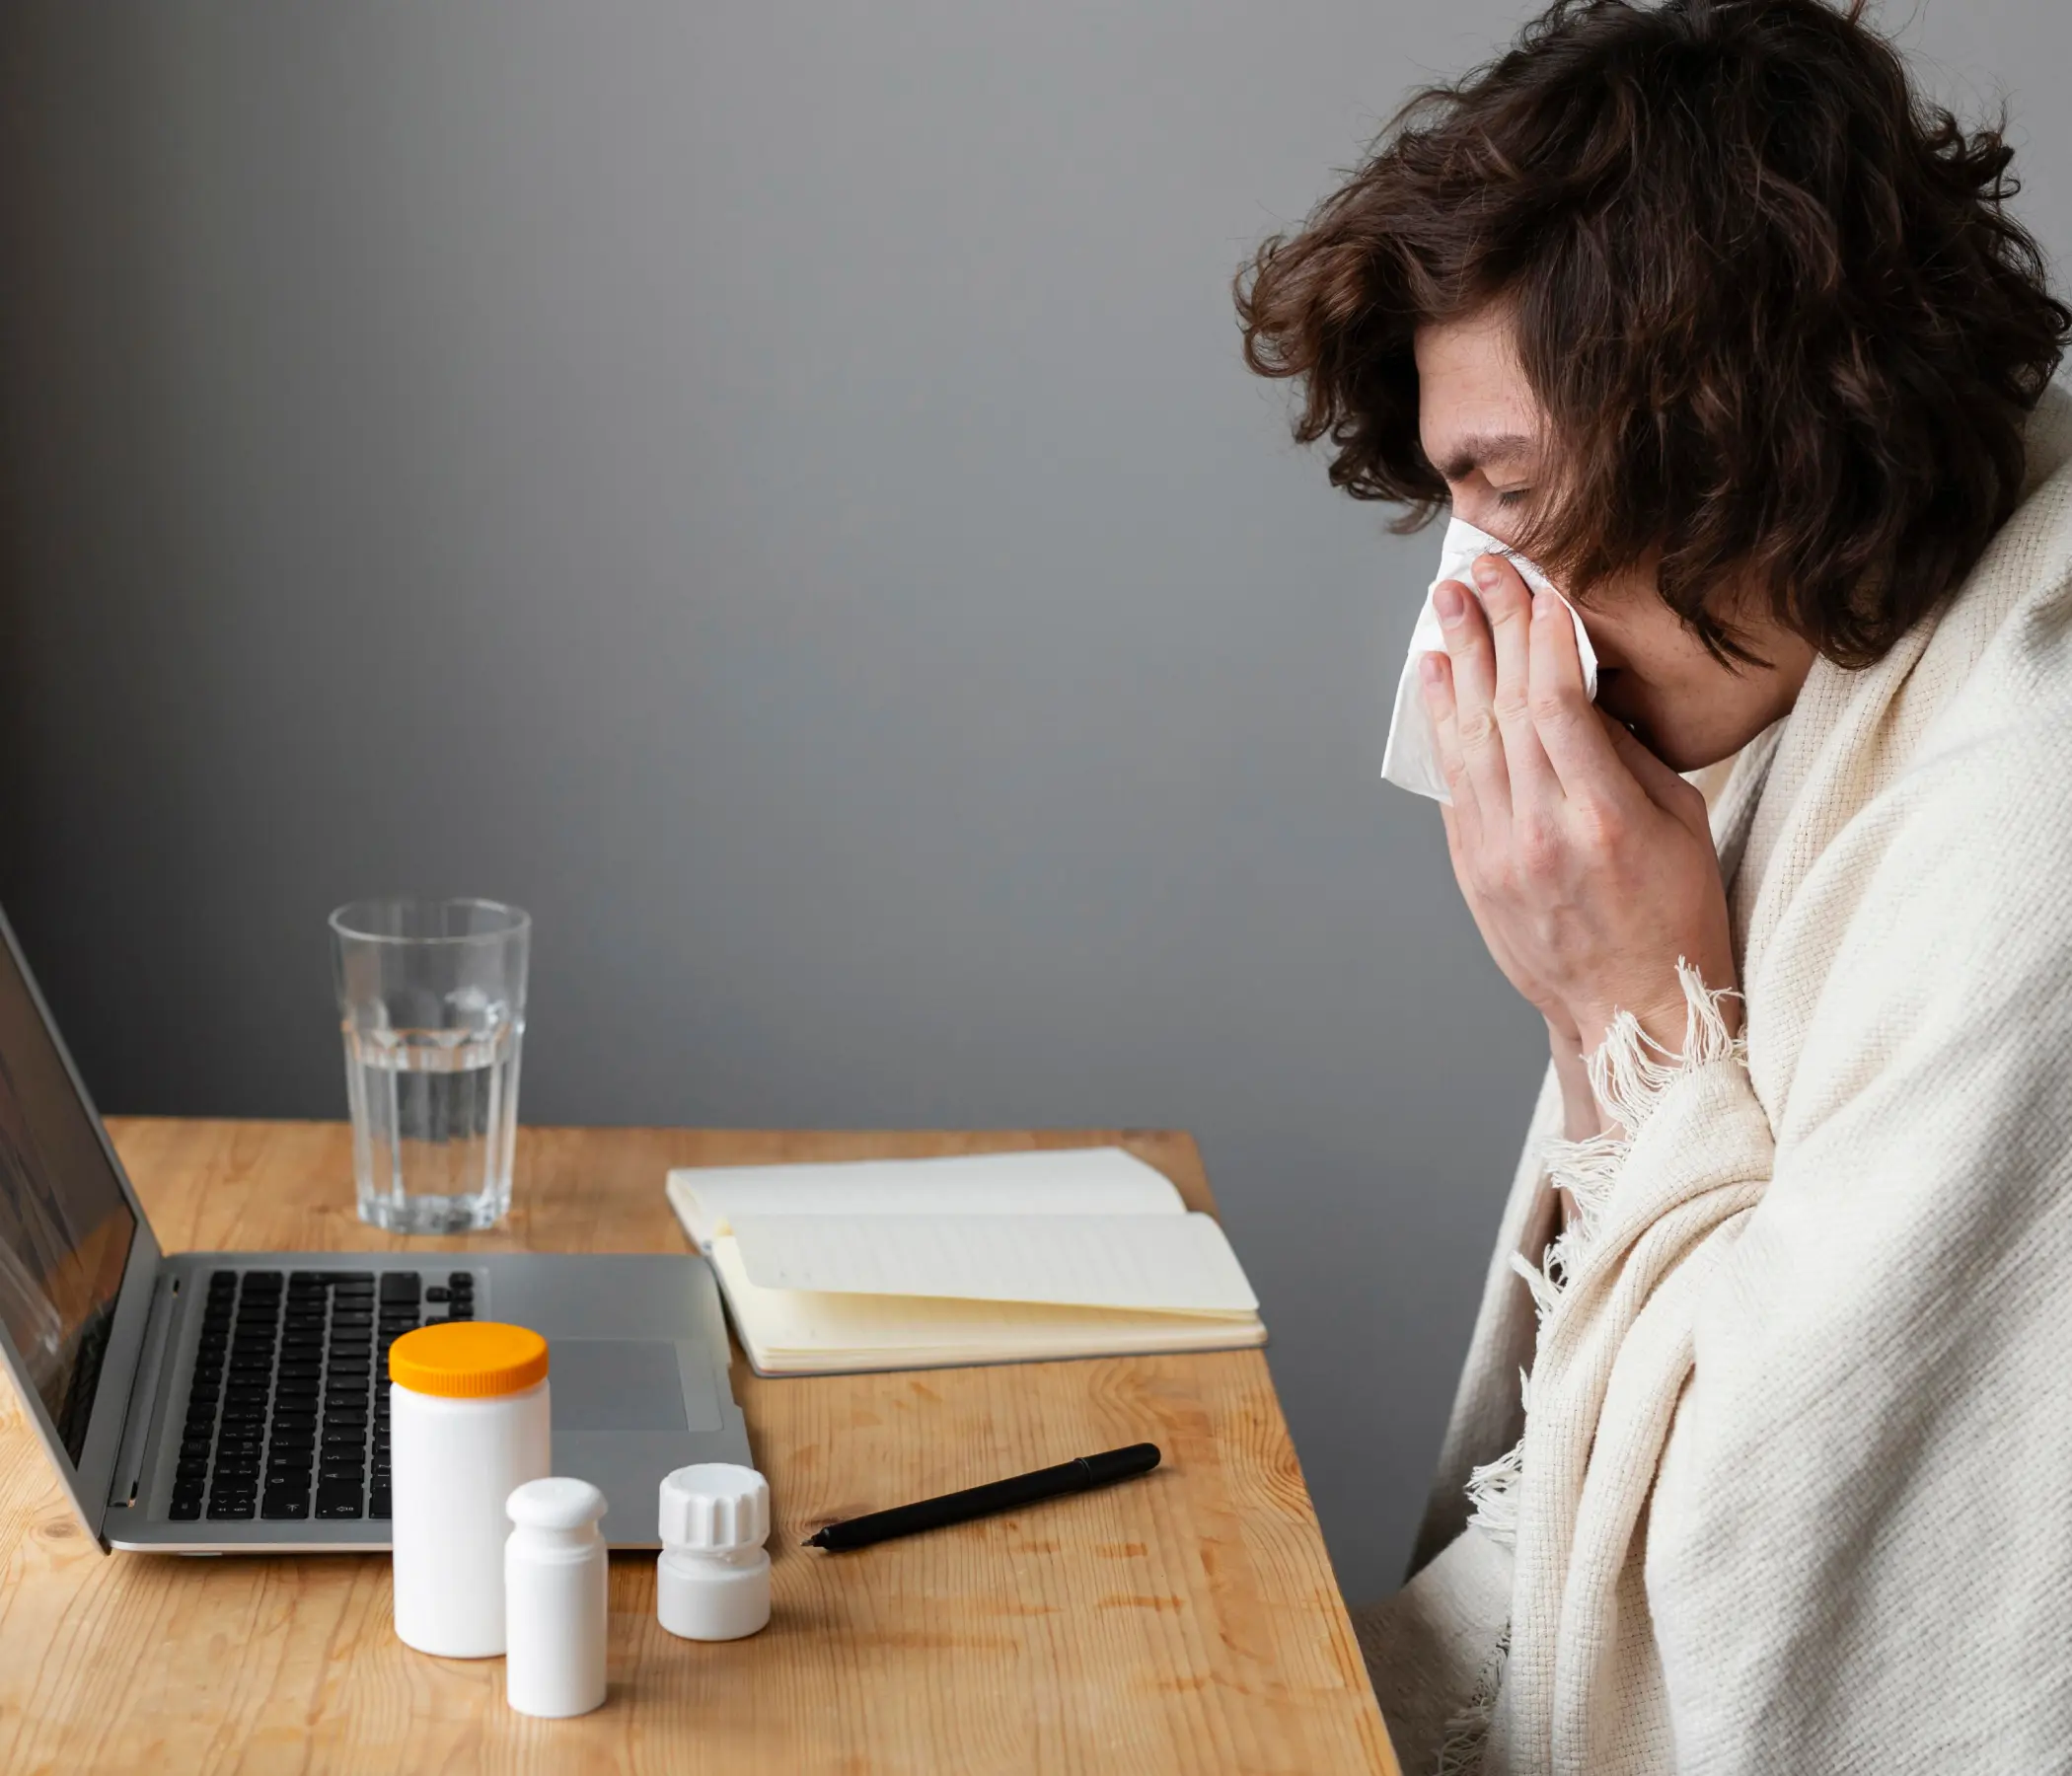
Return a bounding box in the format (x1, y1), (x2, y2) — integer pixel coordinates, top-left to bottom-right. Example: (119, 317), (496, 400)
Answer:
(1413, 306), (1814, 772)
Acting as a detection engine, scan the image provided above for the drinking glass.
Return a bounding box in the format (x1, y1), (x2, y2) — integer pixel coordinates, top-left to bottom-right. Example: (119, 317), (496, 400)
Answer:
(329, 897), (530, 1233)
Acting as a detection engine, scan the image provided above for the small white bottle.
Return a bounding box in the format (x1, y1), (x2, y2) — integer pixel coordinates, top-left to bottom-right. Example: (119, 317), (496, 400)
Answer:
(504, 1477), (610, 1719)
(390, 1322), (552, 1659)
(656, 1463), (772, 1641)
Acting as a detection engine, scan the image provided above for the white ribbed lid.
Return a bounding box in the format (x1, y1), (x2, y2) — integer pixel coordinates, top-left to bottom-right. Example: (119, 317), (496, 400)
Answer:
(658, 1463), (770, 1553)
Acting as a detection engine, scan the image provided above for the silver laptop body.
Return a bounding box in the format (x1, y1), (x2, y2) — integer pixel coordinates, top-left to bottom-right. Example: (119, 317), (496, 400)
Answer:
(0, 903), (750, 1553)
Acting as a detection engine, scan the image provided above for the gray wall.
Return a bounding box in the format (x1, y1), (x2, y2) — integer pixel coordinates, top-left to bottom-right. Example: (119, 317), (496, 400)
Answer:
(0, 3), (2064, 1607)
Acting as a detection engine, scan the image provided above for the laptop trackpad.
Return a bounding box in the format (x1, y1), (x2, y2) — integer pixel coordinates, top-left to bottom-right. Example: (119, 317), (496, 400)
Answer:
(550, 1339), (717, 1433)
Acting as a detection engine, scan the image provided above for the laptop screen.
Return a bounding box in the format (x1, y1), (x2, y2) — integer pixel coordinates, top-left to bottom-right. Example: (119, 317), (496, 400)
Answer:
(0, 929), (136, 1463)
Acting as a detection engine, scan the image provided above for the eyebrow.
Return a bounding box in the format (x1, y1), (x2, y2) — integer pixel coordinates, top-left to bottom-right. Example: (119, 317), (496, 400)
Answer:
(1431, 430), (1537, 483)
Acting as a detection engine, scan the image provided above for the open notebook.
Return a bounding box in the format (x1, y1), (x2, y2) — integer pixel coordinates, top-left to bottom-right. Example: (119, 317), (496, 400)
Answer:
(664, 1147), (1267, 1375)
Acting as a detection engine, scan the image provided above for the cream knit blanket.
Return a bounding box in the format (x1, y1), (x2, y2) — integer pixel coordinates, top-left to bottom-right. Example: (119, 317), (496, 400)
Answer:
(1393, 381), (2072, 1775)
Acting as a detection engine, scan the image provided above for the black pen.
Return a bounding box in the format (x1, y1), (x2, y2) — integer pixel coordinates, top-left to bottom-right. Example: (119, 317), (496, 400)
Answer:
(803, 1443), (1162, 1551)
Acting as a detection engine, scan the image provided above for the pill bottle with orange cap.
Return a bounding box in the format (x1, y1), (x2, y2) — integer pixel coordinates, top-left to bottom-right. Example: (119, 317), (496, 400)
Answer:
(389, 1321), (551, 1657)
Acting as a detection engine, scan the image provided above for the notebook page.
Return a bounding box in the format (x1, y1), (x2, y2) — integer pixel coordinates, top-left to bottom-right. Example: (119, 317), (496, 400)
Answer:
(666, 1147), (1183, 1249)
(703, 1238), (1266, 1372)
(729, 1213), (1258, 1314)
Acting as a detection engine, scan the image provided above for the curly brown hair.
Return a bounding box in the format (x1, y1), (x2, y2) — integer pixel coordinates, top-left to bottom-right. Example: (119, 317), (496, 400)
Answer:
(1235, 0), (2070, 666)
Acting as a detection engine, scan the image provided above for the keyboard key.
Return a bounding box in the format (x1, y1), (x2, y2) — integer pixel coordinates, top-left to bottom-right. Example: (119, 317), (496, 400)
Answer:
(314, 1485), (363, 1518)
(170, 1498), (202, 1520)
(207, 1497), (256, 1519)
(261, 1494), (311, 1519)
(423, 1286), (450, 1302)
(378, 1273), (420, 1303)
(368, 1489), (392, 1519)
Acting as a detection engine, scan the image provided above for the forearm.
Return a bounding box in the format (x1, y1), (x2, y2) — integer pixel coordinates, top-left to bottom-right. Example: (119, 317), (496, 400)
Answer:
(1547, 1017), (1604, 1143)
(1545, 1018), (1603, 1232)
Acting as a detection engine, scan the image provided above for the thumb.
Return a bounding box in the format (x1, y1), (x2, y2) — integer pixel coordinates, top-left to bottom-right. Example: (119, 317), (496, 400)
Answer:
(1595, 710), (1710, 839)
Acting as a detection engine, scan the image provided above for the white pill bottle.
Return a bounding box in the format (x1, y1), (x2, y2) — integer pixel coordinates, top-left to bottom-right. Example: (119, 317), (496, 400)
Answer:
(656, 1463), (772, 1641)
(389, 1321), (552, 1658)
(505, 1476), (610, 1718)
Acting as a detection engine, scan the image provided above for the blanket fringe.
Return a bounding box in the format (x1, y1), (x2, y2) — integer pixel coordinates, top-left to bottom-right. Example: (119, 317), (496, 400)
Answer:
(1433, 1622), (1511, 1776)
(1462, 959), (1745, 1548)
(1586, 958), (1745, 1139)
(1461, 1369), (1531, 1545)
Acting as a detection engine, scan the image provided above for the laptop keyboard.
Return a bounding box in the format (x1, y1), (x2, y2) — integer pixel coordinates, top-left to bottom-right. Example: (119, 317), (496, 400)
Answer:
(168, 1266), (477, 1523)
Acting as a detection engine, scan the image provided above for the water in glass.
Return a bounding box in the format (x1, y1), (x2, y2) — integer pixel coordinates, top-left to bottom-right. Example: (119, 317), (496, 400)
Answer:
(343, 1000), (521, 1232)
(331, 898), (530, 1234)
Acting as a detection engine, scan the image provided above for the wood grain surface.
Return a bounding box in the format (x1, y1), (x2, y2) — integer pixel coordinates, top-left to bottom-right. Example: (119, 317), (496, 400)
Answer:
(0, 1120), (1396, 1775)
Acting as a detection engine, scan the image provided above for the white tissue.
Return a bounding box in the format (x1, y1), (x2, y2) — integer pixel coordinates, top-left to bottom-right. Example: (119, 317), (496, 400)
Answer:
(1380, 515), (1598, 803)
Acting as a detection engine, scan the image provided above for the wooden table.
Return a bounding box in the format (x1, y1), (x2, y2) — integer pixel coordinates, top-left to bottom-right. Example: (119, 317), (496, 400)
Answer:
(0, 1121), (1396, 1774)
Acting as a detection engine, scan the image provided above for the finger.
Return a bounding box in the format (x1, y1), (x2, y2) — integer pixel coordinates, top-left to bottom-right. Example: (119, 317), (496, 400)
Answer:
(1472, 555), (1558, 801)
(1434, 576), (1512, 822)
(1438, 798), (1463, 875)
(1525, 585), (1623, 796)
(1419, 648), (1483, 845)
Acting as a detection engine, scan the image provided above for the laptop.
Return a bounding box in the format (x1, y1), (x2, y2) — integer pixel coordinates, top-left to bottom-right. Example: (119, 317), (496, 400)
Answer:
(0, 903), (751, 1552)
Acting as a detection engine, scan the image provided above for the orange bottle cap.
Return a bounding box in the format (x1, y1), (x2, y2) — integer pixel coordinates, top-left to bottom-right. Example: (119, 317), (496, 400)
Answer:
(388, 1321), (549, 1398)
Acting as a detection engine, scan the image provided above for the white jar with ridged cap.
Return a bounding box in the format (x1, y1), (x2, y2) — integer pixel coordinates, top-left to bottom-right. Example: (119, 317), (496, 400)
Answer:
(656, 1463), (771, 1641)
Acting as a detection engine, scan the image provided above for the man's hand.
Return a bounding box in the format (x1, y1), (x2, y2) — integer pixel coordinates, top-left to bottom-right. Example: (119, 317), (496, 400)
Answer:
(1418, 553), (1738, 1059)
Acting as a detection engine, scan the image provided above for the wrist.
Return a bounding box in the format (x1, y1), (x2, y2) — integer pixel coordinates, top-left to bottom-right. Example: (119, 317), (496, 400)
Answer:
(1579, 969), (1741, 1061)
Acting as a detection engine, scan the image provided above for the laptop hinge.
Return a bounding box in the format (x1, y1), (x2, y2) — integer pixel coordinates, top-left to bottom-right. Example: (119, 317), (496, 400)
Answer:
(108, 1269), (178, 1510)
